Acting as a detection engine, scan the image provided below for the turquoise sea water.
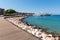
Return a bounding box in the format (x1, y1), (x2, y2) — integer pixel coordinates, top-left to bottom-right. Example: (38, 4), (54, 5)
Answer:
(24, 15), (60, 33)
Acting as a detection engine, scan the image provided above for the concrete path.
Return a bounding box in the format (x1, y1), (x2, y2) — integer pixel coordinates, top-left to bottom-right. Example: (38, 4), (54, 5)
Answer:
(0, 17), (38, 40)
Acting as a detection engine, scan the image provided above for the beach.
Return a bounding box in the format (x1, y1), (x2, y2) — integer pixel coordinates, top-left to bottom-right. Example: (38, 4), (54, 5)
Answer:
(0, 0), (60, 40)
(4, 16), (60, 40)
(0, 17), (38, 40)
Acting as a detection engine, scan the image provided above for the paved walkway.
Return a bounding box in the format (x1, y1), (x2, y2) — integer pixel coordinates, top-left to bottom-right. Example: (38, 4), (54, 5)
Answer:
(0, 17), (38, 40)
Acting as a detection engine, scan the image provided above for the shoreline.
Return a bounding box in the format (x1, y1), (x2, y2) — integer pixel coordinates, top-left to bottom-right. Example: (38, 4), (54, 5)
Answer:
(4, 16), (60, 40)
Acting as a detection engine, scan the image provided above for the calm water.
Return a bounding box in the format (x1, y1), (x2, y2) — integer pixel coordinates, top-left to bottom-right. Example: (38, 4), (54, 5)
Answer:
(24, 15), (60, 33)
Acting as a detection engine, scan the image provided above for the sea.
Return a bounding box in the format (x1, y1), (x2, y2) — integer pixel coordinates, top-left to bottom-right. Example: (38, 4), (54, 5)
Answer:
(24, 15), (60, 33)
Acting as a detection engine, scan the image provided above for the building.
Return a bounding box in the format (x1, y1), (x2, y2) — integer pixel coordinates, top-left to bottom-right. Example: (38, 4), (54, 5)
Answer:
(0, 8), (5, 15)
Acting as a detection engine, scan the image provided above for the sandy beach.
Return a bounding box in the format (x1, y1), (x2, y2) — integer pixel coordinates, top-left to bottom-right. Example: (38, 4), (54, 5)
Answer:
(0, 17), (38, 40)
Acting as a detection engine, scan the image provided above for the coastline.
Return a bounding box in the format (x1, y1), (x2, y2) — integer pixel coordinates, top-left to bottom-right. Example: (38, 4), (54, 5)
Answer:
(4, 16), (60, 40)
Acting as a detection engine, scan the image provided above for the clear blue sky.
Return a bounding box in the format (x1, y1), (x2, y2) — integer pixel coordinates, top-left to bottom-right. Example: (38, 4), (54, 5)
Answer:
(0, 0), (60, 14)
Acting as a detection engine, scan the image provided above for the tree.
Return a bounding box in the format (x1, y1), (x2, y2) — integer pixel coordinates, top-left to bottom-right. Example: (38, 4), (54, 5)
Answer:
(6, 9), (16, 14)
(4, 9), (16, 16)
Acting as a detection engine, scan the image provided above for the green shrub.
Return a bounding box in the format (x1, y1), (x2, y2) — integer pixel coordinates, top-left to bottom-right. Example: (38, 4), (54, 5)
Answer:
(3, 13), (13, 16)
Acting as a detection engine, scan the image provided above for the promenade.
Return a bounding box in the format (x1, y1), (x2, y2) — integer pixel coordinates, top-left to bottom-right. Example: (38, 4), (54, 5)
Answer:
(0, 17), (38, 40)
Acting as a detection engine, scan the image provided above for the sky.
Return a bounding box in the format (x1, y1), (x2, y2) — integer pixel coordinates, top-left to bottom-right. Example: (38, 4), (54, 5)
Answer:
(0, 0), (60, 14)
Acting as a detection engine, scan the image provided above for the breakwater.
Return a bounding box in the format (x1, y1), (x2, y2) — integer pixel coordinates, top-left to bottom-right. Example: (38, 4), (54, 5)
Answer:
(4, 16), (60, 40)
